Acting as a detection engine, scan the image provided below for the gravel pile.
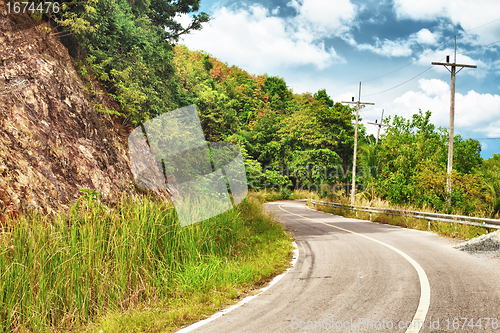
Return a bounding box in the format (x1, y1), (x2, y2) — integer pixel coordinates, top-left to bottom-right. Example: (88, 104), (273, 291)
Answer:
(455, 231), (500, 254)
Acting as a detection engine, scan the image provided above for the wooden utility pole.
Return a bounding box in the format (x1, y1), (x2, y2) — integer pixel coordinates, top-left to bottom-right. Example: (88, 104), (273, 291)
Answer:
(367, 109), (389, 145)
(342, 82), (375, 206)
(432, 36), (476, 206)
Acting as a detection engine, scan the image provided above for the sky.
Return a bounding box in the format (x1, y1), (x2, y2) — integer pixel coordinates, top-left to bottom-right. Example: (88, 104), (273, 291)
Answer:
(178, 0), (500, 159)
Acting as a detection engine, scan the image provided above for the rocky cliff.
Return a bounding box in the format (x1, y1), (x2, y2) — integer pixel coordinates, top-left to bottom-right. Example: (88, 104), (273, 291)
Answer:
(0, 7), (149, 218)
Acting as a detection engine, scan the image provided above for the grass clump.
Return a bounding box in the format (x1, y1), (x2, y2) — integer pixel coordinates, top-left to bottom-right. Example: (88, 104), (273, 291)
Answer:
(0, 194), (293, 332)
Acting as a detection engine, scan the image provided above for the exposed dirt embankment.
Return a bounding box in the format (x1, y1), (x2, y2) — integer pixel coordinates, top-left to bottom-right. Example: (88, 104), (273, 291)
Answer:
(0, 9), (156, 218)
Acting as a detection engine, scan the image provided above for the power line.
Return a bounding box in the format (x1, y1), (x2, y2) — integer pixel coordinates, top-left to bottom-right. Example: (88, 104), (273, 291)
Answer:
(361, 30), (457, 83)
(359, 86), (373, 120)
(461, 39), (500, 55)
(362, 61), (416, 83)
(362, 36), (500, 97)
(472, 137), (500, 140)
(359, 16), (500, 90)
(459, 16), (500, 35)
(362, 34), (500, 97)
(364, 65), (435, 97)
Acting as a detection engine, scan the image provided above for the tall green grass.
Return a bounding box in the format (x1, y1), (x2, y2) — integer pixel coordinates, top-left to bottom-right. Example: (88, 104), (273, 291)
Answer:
(0, 194), (292, 332)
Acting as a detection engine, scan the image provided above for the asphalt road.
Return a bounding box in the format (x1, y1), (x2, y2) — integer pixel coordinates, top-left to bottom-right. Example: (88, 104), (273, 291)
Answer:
(178, 200), (500, 332)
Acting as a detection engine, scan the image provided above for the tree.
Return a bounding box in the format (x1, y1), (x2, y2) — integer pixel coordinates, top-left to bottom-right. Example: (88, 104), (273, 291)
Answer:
(272, 92), (355, 190)
(147, 0), (209, 41)
(59, 0), (210, 125)
(313, 89), (334, 108)
(371, 109), (489, 214)
(262, 75), (293, 113)
(483, 153), (500, 217)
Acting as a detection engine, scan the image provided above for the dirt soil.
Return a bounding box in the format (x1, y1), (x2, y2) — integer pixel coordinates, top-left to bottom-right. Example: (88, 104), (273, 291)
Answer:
(0, 7), (166, 219)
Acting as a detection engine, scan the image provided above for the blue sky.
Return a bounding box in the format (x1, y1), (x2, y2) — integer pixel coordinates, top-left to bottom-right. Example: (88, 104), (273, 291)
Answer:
(179, 0), (500, 159)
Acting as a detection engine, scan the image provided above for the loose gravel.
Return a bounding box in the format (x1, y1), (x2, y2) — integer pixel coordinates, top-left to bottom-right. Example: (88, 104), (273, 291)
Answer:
(455, 231), (500, 254)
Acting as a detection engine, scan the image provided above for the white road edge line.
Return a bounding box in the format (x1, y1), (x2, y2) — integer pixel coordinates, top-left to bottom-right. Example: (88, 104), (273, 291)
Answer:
(176, 241), (299, 333)
(282, 204), (431, 333)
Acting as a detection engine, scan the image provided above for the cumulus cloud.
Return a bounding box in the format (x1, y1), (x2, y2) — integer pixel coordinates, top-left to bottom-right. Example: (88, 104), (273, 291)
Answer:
(288, 0), (357, 36)
(414, 48), (487, 78)
(393, 78), (500, 138)
(414, 28), (439, 45)
(354, 28), (441, 57)
(393, 0), (500, 45)
(179, 4), (352, 73)
(357, 38), (413, 57)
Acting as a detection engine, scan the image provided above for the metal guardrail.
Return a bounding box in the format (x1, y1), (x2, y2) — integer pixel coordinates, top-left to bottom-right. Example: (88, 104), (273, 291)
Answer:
(310, 199), (500, 230)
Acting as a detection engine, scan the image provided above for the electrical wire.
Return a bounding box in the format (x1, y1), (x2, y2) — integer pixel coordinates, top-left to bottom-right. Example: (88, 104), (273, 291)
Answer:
(362, 35), (500, 98)
(358, 16), (500, 93)
(364, 65), (435, 97)
(459, 16), (500, 35)
(472, 137), (500, 140)
(461, 39), (500, 55)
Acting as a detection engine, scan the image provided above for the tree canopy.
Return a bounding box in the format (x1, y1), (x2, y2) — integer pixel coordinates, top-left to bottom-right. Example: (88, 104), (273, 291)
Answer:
(50, 0), (498, 216)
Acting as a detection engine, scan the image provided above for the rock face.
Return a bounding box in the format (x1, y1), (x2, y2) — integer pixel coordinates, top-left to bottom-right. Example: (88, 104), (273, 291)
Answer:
(0, 10), (145, 218)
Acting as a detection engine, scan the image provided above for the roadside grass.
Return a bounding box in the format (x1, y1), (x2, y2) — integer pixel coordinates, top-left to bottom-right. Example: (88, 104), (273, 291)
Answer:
(0, 194), (293, 332)
(311, 196), (492, 240)
(250, 189), (313, 203)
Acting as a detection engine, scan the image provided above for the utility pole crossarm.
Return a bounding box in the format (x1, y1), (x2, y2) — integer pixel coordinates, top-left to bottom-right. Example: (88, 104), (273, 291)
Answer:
(367, 109), (388, 145)
(367, 122), (390, 127)
(341, 101), (375, 105)
(431, 62), (477, 68)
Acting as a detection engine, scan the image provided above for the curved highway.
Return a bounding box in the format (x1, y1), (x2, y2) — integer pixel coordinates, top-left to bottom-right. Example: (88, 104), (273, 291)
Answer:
(178, 200), (500, 332)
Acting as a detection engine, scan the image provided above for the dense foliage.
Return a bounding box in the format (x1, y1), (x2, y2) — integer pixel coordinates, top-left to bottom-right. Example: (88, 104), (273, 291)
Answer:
(170, 45), (358, 193)
(53, 0), (498, 216)
(357, 110), (497, 217)
(57, 0), (209, 124)
(482, 153), (500, 217)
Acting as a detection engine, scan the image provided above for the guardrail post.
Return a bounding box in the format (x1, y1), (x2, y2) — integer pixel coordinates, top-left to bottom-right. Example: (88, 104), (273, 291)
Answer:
(370, 212), (372, 221)
(428, 221), (430, 230)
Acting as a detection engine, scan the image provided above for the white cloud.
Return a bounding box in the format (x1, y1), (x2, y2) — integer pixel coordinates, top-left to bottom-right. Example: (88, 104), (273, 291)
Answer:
(393, 0), (445, 21)
(354, 29), (440, 57)
(415, 48), (487, 78)
(288, 0), (357, 36)
(414, 28), (439, 45)
(179, 4), (351, 74)
(494, 60), (500, 75)
(393, 0), (500, 45)
(481, 122), (500, 137)
(455, 91), (500, 136)
(392, 78), (500, 138)
(357, 38), (413, 57)
(419, 78), (449, 97)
